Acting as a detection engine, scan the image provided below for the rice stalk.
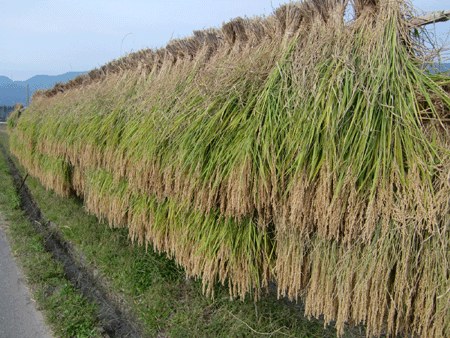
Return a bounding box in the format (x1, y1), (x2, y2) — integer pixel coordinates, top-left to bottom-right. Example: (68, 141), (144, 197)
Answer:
(7, 0), (450, 336)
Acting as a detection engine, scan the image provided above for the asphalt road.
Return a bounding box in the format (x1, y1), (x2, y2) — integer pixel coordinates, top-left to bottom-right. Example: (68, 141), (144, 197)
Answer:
(0, 214), (53, 338)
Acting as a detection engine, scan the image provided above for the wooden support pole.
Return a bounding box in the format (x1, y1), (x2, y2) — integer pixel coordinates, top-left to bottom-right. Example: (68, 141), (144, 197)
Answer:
(410, 10), (450, 27)
(19, 173), (29, 190)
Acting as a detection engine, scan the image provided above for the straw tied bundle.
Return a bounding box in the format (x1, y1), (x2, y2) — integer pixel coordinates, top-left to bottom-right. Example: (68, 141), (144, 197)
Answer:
(8, 0), (450, 336)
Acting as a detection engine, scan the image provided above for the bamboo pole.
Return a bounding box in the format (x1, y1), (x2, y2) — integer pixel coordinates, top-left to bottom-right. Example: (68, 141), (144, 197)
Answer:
(410, 10), (450, 27)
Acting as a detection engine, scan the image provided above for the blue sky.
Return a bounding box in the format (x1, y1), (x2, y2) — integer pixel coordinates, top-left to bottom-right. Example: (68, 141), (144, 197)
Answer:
(1, 0), (449, 81)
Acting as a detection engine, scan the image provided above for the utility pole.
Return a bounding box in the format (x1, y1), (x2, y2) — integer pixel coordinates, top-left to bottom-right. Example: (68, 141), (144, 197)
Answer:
(27, 84), (29, 107)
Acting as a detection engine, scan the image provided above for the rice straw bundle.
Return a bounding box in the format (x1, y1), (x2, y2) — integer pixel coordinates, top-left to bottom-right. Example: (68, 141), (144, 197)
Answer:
(8, 0), (450, 336)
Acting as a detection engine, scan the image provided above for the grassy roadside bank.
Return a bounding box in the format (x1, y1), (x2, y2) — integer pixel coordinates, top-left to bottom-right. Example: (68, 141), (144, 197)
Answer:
(0, 124), (102, 337)
(0, 124), (366, 337)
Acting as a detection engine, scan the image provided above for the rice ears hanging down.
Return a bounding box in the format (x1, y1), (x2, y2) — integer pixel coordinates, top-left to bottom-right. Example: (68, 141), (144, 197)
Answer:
(8, 0), (450, 336)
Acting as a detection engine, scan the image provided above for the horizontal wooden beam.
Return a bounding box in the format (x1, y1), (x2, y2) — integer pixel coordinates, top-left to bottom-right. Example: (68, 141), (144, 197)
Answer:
(410, 10), (450, 27)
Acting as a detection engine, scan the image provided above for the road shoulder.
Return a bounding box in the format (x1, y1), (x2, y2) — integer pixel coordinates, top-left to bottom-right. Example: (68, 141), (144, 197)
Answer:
(0, 213), (54, 338)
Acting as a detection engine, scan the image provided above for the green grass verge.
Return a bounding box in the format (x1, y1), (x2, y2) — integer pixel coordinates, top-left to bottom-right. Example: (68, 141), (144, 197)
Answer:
(0, 126), (102, 338)
(0, 126), (365, 337)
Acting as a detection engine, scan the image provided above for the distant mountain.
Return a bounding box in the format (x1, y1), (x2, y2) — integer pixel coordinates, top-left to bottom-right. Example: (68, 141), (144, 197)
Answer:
(0, 72), (86, 106)
(426, 62), (450, 73)
(439, 62), (450, 71)
(0, 76), (14, 85)
(1, 63), (449, 107)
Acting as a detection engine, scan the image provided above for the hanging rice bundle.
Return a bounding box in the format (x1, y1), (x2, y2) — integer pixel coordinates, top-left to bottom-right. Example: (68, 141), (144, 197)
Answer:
(7, 0), (450, 336)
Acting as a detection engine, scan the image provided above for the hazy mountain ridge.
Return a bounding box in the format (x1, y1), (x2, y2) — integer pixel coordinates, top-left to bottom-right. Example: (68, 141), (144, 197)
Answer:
(427, 62), (450, 73)
(0, 72), (86, 106)
(1, 63), (449, 107)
